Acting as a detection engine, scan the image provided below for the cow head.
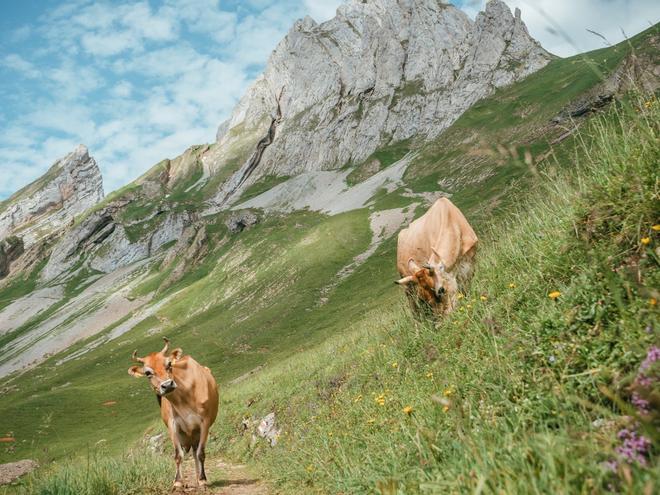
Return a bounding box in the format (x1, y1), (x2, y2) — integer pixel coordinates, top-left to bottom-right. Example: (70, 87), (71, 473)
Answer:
(128, 338), (183, 397)
(395, 255), (454, 306)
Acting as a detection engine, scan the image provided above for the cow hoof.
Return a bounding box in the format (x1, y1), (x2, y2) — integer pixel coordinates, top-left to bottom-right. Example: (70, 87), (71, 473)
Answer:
(172, 481), (183, 490)
(198, 479), (208, 488)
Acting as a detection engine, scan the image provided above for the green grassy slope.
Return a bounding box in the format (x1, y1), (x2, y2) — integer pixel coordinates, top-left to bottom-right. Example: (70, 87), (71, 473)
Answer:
(209, 97), (658, 494)
(0, 27), (657, 494)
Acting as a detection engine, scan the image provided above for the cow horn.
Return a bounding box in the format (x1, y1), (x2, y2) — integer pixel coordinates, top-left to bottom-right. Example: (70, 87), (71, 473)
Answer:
(161, 337), (170, 355)
(131, 350), (144, 363)
(395, 275), (415, 286)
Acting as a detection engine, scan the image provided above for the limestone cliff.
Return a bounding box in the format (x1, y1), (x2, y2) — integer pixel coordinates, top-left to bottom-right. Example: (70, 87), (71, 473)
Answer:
(0, 145), (104, 248)
(208, 0), (551, 205)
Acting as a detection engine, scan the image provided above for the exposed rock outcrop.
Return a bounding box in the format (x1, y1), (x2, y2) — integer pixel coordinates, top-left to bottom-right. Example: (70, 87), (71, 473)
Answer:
(0, 237), (24, 278)
(209, 0), (551, 205)
(159, 223), (209, 291)
(0, 145), (104, 248)
(553, 44), (660, 124)
(225, 211), (259, 234)
(41, 204), (190, 282)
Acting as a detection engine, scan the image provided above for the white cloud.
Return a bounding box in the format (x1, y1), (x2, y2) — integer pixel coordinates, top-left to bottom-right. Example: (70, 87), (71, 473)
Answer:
(302, 0), (342, 22)
(110, 80), (133, 98)
(1, 0), (659, 200)
(2, 54), (41, 79)
(9, 26), (32, 44)
(462, 0), (660, 57)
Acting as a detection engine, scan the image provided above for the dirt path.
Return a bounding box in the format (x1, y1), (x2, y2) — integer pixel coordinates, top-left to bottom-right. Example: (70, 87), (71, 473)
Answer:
(178, 458), (269, 494)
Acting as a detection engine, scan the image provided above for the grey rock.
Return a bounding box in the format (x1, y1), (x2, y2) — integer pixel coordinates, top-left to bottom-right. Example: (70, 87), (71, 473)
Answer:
(0, 237), (24, 278)
(210, 0), (551, 205)
(0, 459), (38, 485)
(256, 412), (280, 447)
(225, 210), (259, 234)
(159, 224), (209, 291)
(146, 433), (166, 453)
(41, 204), (190, 282)
(0, 145), (104, 248)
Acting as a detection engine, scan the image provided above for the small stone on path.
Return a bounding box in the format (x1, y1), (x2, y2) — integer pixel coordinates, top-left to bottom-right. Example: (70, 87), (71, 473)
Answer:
(0, 459), (38, 485)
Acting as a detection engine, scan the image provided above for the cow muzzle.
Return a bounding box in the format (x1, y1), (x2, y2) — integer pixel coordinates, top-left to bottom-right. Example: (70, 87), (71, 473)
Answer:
(434, 286), (446, 302)
(159, 379), (177, 396)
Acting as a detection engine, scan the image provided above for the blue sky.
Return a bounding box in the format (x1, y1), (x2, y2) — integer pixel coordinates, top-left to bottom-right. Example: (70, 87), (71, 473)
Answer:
(1, 0), (658, 199)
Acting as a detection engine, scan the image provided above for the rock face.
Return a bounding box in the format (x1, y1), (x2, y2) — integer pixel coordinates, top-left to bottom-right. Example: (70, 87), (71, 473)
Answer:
(0, 237), (24, 278)
(0, 145), (104, 248)
(41, 204), (190, 282)
(225, 211), (259, 234)
(210, 0), (551, 205)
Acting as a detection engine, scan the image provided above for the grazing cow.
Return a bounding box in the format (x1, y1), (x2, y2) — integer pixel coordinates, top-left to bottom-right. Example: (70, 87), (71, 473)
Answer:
(128, 338), (218, 488)
(395, 198), (478, 314)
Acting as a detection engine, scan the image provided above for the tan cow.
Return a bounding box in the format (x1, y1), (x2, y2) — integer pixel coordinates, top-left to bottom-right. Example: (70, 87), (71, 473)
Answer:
(128, 338), (218, 488)
(395, 198), (478, 314)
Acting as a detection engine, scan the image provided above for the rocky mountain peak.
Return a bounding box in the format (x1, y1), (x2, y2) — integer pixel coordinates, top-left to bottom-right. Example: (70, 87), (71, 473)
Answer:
(0, 145), (104, 249)
(209, 0), (551, 206)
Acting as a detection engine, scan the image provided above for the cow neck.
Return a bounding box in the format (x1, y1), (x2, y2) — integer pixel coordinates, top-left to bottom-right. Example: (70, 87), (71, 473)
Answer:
(164, 361), (196, 409)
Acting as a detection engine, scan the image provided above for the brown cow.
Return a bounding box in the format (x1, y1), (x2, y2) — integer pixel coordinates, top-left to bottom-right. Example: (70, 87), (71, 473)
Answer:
(395, 198), (478, 314)
(128, 338), (218, 488)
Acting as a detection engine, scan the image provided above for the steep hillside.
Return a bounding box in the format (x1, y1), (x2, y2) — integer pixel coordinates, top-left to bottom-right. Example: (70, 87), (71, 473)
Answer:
(0, 0), (552, 384)
(0, 1), (657, 494)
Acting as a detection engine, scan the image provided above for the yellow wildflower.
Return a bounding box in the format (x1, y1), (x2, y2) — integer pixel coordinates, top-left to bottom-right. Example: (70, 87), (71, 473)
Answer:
(548, 291), (561, 300)
(443, 387), (455, 397)
(457, 293), (464, 300)
(442, 405), (450, 413)
(480, 295), (488, 301)
(650, 298), (657, 307)
(508, 283), (517, 289)
(652, 225), (660, 232)
(354, 394), (363, 403)
(391, 362), (398, 369)
(306, 464), (315, 472)
(375, 393), (386, 406)
(426, 372), (433, 379)
(641, 237), (651, 245)
(403, 405), (414, 415)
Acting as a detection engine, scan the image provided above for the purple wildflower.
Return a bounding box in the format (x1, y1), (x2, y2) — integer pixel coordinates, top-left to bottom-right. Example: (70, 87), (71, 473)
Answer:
(636, 375), (652, 387)
(615, 429), (651, 466)
(602, 459), (618, 472)
(639, 345), (660, 372)
(631, 392), (650, 414)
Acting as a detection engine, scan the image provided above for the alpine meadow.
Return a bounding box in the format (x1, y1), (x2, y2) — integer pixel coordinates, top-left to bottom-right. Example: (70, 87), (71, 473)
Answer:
(0, 1), (658, 494)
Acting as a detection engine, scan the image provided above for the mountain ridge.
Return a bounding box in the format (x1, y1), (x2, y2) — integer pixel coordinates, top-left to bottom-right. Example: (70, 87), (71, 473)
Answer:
(0, 4), (657, 490)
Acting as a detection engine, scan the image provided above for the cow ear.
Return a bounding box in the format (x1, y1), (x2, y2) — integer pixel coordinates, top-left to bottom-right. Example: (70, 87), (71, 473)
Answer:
(169, 348), (183, 363)
(408, 258), (422, 272)
(395, 276), (415, 286)
(128, 366), (144, 377)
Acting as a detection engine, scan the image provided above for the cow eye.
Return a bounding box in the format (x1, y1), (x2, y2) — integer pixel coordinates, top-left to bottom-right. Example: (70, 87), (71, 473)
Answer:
(144, 370), (153, 377)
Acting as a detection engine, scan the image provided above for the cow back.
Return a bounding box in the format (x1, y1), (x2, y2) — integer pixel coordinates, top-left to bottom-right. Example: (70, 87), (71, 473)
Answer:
(397, 198), (477, 276)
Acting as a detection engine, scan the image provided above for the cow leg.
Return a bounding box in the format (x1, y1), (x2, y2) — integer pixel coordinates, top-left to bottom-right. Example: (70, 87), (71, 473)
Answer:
(173, 443), (184, 489)
(166, 419), (185, 489)
(195, 423), (210, 486)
